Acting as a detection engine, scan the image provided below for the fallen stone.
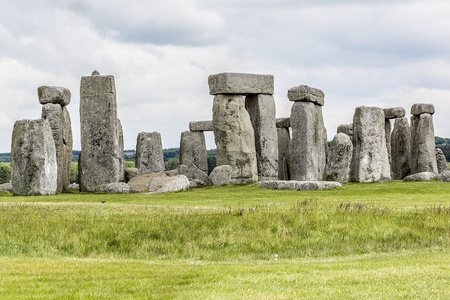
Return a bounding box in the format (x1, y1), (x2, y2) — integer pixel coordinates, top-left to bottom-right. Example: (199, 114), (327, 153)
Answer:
(125, 168), (140, 182)
(0, 182), (13, 192)
(189, 179), (207, 188)
(208, 73), (274, 95)
(259, 180), (341, 191)
(287, 85), (325, 106)
(324, 133), (353, 183)
(410, 113), (438, 174)
(10, 119), (57, 195)
(38, 86), (71, 106)
(437, 170), (450, 182)
(180, 131), (208, 183)
(391, 117), (411, 180)
(98, 182), (130, 193)
(146, 175), (190, 194)
(189, 121), (213, 132)
(127, 172), (167, 192)
(411, 103), (435, 116)
(209, 165), (232, 186)
(403, 172), (437, 181)
(435, 148), (448, 174)
(384, 107), (406, 119)
(276, 118), (290, 128)
(135, 131), (165, 174)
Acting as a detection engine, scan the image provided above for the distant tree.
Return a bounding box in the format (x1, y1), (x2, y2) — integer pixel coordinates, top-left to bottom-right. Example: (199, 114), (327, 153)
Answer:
(0, 163), (11, 184)
(207, 156), (216, 175)
(165, 158), (179, 170)
(124, 161), (135, 168)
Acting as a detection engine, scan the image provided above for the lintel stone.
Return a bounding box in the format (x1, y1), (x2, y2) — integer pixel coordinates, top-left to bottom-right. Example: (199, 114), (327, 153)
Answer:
(287, 85), (324, 106)
(208, 73), (274, 95)
(38, 86), (71, 106)
(411, 103), (435, 116)
(384, 107), (405, 119)
(189, 120), (213, 132)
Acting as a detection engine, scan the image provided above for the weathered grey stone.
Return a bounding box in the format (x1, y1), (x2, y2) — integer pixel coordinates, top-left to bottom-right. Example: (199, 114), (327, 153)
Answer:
(41, 104), (73, 193)
(287, 85), (325, 106)
(189, 121), (213, 132)
(127, 172), (167, 192)
(385, 119), (392, 166)
(38, 86), (71, 106)
(351, 106), (391, 182)
(0, 182), (13, 192)
(411, 103), (435, 116)
(324, 133), (353, 183)
(67, 183), (79, 191)
(259, 180), (341, 191)
(117, 119), (125, 182)
(99, 182), (130, 193)
(189, 179), (207, 188)
(208, 73), (274, 95)
(212, 94), (258, 184)
(337, 124), (353, 141)
(276, 118), (290, 128)
(391, 117), (411, 180)
(10, 119), (57, 195)
(289, 101), (327, 181)
(403, 172), (436, 181)
(135, 132), (165, 175)
(146, 175), (190, 194)
(79, 73), (123, 191)
(245, 94), (278, 181)
(180, 131), (208, 183)
(209, 165), (232, 186)
(435, 148), (448, 174)
(176, 164), (189, 176)
(384, 107), (405, 119)
(410, 113), (438, 174)
(125, 168), (140, 182)
(437, 170), (450, 182)
(277, 127), (290, 180)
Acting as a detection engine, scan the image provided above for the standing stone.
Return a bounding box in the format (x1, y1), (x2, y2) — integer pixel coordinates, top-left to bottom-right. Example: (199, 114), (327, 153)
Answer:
(117, 119), (125, 182)
(324, 133), (353, 183)
(277, 127), (290, 180)
(410, 113), (438, 174)
(385, 119), (392, 165)
(351, 106), (391, 182)
(337, 124), (353, 142)
(391, 117), (411, 180)
(79, 72), (123, 191)
(245, 94), (278, 181)
(289, 101), (327, 181)
(10, 119), (57, 195)
(435, 148), (448, 174)
(41, 104), (73, 192)
(212, 94), (258, 184)
(135, 132), (165, 174)
(180, 131), (208, 183)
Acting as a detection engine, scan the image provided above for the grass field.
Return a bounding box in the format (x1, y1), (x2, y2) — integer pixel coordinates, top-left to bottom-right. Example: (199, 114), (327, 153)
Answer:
(1, 181), (450, 299)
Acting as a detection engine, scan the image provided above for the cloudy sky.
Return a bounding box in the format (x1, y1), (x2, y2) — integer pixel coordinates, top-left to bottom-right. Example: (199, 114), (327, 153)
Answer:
(1, 0), (450, 152)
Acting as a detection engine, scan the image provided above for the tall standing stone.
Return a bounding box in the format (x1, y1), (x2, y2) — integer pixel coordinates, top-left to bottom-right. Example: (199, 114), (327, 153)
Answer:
(410, 112), (438, 174)
(351, 106), (391, 182)
(245, 94), (278, 181)
(277, 127), (290, 180)
(135, 132), (165, 174)
(10, 119), (57, 195)
(324, 133), (353, 183)
(289, 101), (328, 181)
(391, 117), (411, 180)
(79, 71), (123, 191)
(180, 131), (208, 183)
(212, 94), (258, 183)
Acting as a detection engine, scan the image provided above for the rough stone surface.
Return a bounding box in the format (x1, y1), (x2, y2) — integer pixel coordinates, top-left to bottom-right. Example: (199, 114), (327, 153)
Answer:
(10, 119), (57, 195)
(277, 127), (290, 180)
(117, 119), (125, 182)
(259, 180), (341, 191)
(208, 73), (274, 95)
(391, 117), (411, 180)
(410, 113), (438, 174)
(212, 94), (258, 184)
(351, 106), (391, 182)
(176, 164), (188, 176)
(209, 165), (232, 186)
(42, 104), (73, 193)
(385, 119), (392, 165)
(79, 73), (123, 191)
(38, 86), (71, 106)
(189, 121), (213, 132)
(146, 175), (190, 194)
(403, 172), (436, 181)
(437, 170), (450, 182)
(435, 148), (448, 174)
(289, 101), (327, 181)
(411, 103), (435, 116)
(0, 182), (13, 192)
(245, 94), (278, 181)
(125, 168), (140, 182)
(276, 118), (290, 128)
(337, 124), (353, 142)
(189, 179), (207, 188)
(127, 172), (167, 192)
(135, 132), (165, 174)
(324, 133), (353, 183)
(384, 107), (406, 119)
(180, 131), (208, 183)
(287, 85), (325, 106)
(99, 182), (130, 193)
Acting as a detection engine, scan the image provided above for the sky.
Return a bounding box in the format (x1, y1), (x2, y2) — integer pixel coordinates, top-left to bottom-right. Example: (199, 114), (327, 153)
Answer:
(1, 0), (450, 152)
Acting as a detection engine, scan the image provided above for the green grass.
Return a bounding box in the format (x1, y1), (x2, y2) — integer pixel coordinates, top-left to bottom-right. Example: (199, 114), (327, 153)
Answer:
(1, 181), (450, 298)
